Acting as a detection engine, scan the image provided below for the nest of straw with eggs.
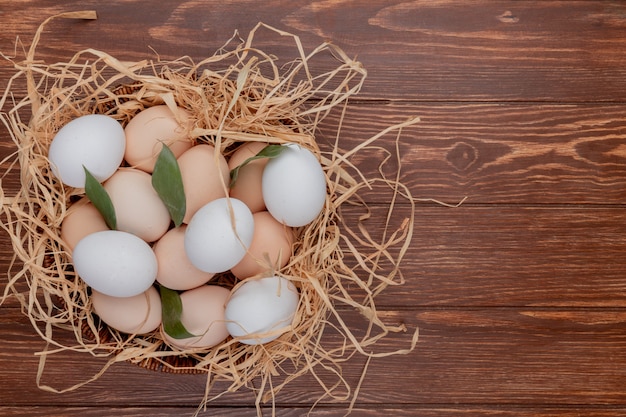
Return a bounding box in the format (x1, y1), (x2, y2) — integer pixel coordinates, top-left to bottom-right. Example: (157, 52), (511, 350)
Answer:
(0, 11), (420, 413)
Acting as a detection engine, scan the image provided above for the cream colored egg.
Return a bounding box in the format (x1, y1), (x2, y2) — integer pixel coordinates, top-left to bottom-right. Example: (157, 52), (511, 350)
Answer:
(153, 225), (215, 291)
(124, 105), (193, 173)
(228, 142), (268, 213)
(162, 285), (230, 349)
(231, 211), (294, 279)
(91, 286), (161, 334)
(177, 144), (230, 224)
(61, 198), (109, 252)
(103, 167), (171, 242)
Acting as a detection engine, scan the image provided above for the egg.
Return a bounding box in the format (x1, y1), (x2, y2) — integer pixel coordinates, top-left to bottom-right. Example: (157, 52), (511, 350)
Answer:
(60, 198), (109, 252)
(262, 144), (326, 227)
(231, 211), (294, 279)
(177, 144), (230, 224)
(225, 276), (299, 345)
(124, 105), (193, 173)
(153, 225), (215, 291)
(72, 230), (157, 297)
(228, 141), (268, 213)
(103, 167), (171, 242)
(162, 285), (230, 349)
(91, 286), (161, 334)
(185, 197), (254, 273)
(48, 114), (125, 188)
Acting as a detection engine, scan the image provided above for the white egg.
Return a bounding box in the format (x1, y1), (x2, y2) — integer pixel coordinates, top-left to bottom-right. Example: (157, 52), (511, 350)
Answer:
(225, 276), (299, 345)
(262, 144), (326, 227)
(73, 230), (157, 297)
(184, 197), (254, 273)
(48, 114), (125, 188)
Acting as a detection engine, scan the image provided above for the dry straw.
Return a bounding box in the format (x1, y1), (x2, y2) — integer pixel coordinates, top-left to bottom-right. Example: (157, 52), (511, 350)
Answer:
(0, 11), (421, 416)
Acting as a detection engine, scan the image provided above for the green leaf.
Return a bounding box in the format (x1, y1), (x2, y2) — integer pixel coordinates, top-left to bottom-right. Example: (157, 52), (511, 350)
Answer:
(152, 144), (186, 227)
(159, 285), (196, 339)
(229, 144), (287, 188)
(83, 166), (116, 230)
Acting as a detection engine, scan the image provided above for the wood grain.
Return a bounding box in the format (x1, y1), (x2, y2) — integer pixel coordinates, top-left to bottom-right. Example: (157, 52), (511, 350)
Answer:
(317, 102), (626, 204)
(4, 205), (626, 309)
(2, 1), (626, 101)
(4, 102), (626, 202)
(2, 1), (626, 416)
(3, 407), (626, 417)
(1, 308), (626, 407)
(343, 205), (626, 307)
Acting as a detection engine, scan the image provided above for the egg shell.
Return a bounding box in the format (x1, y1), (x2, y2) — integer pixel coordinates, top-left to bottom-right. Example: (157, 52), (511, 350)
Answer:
(91, 286), (161, 334)
(227, 141), (268, 213)
(262, 144), (326, 227)
(231, 211), (294, 279)
(225, 276), (299, 345)
(184, 197), (254, 273)
(48, 114), (125, 188)
(153, 225), (215, 291)
(177, 144), (230, 224)
(103, 167), (171, 242)
(72, 230), (157, 298)
(162, 285), (230, 349)
(124, 105), (193, 173)
(60, 198), (109, 253)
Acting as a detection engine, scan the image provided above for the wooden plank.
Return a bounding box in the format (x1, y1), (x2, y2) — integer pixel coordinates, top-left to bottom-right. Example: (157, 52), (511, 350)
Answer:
(316, 102), (626, 205)
(2, 406), (626, 417)
(2, 1), (626, 102)
(1, 308), (625, 407)
(289, 204), (626, 308)
(3, 205), (626, 308)
(361, 205), (626, 307)
(3, 102), (626, 203)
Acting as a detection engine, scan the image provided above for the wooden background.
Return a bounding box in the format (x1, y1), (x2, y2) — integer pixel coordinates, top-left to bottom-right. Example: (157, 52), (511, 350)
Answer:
(2, 1), (626, 416)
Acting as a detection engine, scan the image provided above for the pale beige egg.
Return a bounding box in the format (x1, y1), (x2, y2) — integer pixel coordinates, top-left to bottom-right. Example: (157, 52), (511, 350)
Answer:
(231, 211), (294, 279)
(153, 225), (215, 291)
(162, 285), (230, 349)
(91, 286), (161, 334)
(177, 144), (230, 224)
(60, 198), (109, 253)
(103, 167), (171, 242)
(124, 105), (193, 173)
(228, 141), (268, 213)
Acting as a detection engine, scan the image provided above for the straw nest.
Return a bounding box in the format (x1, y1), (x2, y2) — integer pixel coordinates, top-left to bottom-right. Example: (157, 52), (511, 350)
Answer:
(0, 11), (420, 415)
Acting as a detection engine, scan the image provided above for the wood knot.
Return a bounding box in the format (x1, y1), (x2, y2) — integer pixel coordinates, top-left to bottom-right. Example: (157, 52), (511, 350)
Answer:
(497, 10), (519, 24)
(447, 142), (478, 172)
